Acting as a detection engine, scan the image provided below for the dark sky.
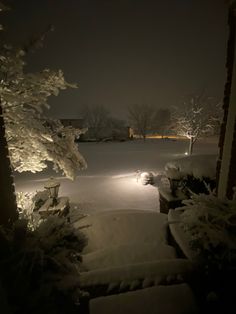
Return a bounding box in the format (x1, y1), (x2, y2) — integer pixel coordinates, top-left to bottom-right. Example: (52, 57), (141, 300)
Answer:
(3, 0), (228, 119)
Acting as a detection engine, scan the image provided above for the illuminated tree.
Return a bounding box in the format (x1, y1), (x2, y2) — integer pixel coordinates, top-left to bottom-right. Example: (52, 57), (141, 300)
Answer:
(128, 104), (154, 140)
(0, 3), (87, 187)
(0, 2), (87, 224)
(1, 46), (87, 181)
(173, 94), (222, 155)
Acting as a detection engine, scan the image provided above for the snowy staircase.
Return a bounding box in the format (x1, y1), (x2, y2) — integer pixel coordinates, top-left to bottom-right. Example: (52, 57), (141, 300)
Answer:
(75, 209), (199, 313)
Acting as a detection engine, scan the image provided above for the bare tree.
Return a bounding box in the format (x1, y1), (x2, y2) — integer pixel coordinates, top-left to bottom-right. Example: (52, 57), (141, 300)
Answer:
(128, 104), (154, 140)
(172, 94), (222, 155)
(80, 104), (110, 140)
(153, 108), (171, 138)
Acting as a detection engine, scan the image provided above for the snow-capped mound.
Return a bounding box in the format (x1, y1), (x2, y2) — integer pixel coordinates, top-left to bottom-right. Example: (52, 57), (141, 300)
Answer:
(165, 154), (217, 180)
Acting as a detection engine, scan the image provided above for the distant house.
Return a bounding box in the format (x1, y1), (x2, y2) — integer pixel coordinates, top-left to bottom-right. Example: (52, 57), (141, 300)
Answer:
(60, 118), (133, 141)
(83, 126), (133, 141)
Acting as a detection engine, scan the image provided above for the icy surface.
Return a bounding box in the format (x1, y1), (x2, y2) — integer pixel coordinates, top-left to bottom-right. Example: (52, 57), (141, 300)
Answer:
(90, 283), (198, 314)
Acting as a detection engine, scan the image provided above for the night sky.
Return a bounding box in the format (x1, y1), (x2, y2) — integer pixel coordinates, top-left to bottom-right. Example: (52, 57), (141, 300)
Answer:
(2, 0), (228, 119)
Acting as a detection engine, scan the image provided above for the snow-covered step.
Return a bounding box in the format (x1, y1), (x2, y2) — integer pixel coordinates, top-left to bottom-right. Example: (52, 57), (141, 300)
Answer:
(80, 259), (196, 288)
(89, 283), (198, 314)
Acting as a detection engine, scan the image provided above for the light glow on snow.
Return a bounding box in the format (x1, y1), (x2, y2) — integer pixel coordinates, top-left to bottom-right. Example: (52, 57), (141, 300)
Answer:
(111, 172), (137, 179)
(15, 139), (219, 211)
(111, 176), (145, 191)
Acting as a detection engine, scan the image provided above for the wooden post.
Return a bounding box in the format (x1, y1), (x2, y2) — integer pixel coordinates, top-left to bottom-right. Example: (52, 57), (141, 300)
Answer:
(217, 4), (236, 199)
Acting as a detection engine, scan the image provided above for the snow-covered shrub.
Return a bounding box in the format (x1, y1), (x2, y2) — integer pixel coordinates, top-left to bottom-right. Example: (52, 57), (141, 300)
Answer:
(0, 215), (88, 313)
(140, 172), (154, 185)
(16, 191), (35, 214)
(16, 191), (41, 230)
(179, 192), (236, 270)
(16, 190), (51, 230)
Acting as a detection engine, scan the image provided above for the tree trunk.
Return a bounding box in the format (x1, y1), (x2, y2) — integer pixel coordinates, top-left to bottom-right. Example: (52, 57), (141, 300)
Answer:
(0, 104), (18, 226)
(188, 136), (194, 155)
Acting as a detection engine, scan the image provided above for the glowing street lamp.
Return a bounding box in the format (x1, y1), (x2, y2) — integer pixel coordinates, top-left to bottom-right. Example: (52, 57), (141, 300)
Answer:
(44, 177), (60, 207)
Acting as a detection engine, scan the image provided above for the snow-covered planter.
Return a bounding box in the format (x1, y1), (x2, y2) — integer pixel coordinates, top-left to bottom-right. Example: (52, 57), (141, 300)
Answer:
(174, 193), (236, 271)
(165, 154), (217, 196)
(168, 193), (236, 308)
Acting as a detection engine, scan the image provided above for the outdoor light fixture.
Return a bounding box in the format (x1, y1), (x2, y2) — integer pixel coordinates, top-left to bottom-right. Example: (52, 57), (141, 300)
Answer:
(184, 152), (188, 156)
(44, 177), (60, 207)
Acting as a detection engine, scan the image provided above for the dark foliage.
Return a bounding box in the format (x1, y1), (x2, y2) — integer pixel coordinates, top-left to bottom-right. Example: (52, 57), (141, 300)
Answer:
(0, 216), (88, 314)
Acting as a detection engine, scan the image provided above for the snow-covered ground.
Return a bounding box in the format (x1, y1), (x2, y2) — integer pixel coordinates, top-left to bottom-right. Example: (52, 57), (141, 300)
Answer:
(77, 209), (198, 314)
(14, 138), (218, 313)
(90, 283), (198, 314)
(14, 138), (219, 213)
(76, 210), (195, 283)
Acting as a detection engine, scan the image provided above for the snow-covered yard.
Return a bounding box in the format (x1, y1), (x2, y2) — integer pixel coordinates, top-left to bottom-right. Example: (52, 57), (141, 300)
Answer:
(14, 137), (218, 213)
(14, 137), (219, 313)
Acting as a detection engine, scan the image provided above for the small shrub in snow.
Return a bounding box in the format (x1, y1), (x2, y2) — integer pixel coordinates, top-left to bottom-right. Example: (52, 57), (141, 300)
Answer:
(140, 172), (154, 185)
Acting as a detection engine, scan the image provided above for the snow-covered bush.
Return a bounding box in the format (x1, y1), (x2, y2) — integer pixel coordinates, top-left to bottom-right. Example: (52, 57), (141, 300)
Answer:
(179, 192), (236, 270)
(140, 172), (154, 185)
(16, 191), (41, 230)
(16, 190), (51, 230)
(0, 215), (88, 313)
